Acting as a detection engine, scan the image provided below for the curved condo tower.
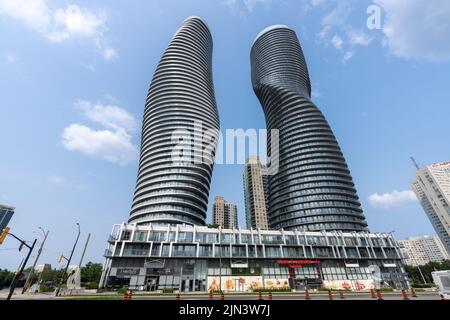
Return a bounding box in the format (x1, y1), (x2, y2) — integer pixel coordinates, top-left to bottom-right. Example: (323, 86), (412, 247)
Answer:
(251, 25), (368, 232)
(128, 17), (219, 226)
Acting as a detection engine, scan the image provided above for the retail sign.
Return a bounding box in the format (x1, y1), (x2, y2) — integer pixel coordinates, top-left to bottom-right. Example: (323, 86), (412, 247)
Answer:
(276, 260), (320, 265)
(117, 268), (140, 276)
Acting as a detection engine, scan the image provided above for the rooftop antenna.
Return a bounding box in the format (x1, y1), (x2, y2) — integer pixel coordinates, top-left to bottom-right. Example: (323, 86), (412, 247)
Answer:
(410, 156), (420, 170)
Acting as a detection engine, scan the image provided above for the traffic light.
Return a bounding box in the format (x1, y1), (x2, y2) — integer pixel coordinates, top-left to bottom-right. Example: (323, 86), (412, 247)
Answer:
(0, 227), (10, 245)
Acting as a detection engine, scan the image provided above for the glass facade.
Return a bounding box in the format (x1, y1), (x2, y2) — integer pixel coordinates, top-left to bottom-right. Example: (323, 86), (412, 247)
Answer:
(250, 25), (368, 232)
(127, 16), (219, 227)
(0, 204), (14, 231)
(101, 224), (407, 292)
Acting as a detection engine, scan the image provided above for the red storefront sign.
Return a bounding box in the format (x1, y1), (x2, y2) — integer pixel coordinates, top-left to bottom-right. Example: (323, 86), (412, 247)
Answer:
(276, 260), (320, 265)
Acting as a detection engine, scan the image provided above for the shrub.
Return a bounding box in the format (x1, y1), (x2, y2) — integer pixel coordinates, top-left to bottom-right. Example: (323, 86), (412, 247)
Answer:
(39, 285), (55, 293)
(162, 288), (174, 294)
(84, 282), (98, 290)
(117, 287), (128, 295)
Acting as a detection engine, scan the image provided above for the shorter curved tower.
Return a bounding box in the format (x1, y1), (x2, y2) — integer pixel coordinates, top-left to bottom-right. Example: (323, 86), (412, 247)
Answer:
(251, 25), (368, 232)
(128, 17), (219, 226)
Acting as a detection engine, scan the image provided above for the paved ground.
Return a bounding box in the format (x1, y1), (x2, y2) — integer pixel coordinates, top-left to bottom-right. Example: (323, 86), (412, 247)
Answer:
(0, 289), (443, 300)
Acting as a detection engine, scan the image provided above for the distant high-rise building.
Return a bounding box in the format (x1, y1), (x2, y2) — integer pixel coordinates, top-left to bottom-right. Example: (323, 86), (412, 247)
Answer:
(0, 204), (14, 231)
(398, 235), (450, 266)
(243, 156), (269, 229)
(412, 162), (450, 255)
(251, 25), (368, 232)
(127, 16), (220, 226)
(213, 196), (238, 229)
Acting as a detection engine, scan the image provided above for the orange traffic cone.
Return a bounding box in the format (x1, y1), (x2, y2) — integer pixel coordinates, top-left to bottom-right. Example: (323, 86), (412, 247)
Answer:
(328, 290), (333, 300)
(176, 293), (181, 300)
(376, 289), (383, 300)
(209, 291), (213, 299)
(410, 287), (417, 298)
(258, 291), (263, 300)
(268, 292), (273, 300)
(370, 289), (376, 299)
(305, 289), (311, 300)
(220, 292), (225, 300)
(339, 290), (345, 299)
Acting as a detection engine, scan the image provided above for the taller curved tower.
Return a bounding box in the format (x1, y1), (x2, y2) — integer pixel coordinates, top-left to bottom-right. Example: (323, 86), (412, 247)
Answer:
(251, 25), (368, 232)
(128, 16), (219, 226)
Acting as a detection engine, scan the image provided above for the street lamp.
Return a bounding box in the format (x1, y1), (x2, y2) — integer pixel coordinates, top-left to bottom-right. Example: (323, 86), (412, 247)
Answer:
(55, 223), (81, 296)
(22, 227), (49, 294)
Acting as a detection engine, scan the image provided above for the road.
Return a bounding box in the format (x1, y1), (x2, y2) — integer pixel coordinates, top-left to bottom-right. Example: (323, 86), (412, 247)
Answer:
(0, 289), (443, 300)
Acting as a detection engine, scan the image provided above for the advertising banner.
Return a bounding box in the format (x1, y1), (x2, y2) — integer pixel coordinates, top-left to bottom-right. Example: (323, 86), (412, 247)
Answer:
(207, 276), (263, 292)
(264, 278), (290, 290)
(322, 279), (376, 291)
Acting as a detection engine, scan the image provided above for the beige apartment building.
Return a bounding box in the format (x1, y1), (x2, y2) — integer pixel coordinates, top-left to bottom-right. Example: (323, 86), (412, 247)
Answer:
(212, 196), (238, 229)
(243, 156), (269, 230)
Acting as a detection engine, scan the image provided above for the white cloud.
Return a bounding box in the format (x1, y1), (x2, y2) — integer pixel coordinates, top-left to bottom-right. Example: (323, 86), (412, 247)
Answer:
(47, 174), (64, 186)
(62, 100), (138, 165)
(313, 1), (372, 62)
(4, 52), (17, 64)
(62, 124), (137, 166)
(74, 100), (137, 132)
(343, 50), (354, 62)
(223, 0), (273, 16)
(101, 47), (118, 61)
(0, 0), (50, 31)
(347, 29), (372, 47)
(0, 0), (116, 60)
(368, 190), (417, 210)
(331, 34), (343, 49)
(375, 0), (450, 61)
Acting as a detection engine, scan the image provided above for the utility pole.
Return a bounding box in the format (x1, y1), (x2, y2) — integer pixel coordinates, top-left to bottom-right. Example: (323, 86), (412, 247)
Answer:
(76, 233), (90, 289)
(55, 223), (80, 297)
(6, 237), (37, 300)
(410, 156), (420, 170)
(78, 233), (91, 267)
(22, 228), (49, 294)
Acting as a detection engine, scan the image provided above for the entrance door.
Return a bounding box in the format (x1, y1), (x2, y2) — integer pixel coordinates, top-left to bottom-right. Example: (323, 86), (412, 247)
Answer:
(181, 279), (194, 292)
(146, 277), (157, 291)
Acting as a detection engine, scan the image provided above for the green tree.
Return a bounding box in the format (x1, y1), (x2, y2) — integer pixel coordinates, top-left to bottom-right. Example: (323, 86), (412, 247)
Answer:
(405, 260), (450, 286)
(80, 262), (102, 289)
(0, 268), (14, 287)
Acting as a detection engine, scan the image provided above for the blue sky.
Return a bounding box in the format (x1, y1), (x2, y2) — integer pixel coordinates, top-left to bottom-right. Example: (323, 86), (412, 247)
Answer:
(1, 0), (450, 270)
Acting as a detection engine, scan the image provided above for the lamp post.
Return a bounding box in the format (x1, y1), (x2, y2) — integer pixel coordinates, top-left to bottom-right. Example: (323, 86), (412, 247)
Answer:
(55, 223), (80, 296)
(22, 227), (49, 294)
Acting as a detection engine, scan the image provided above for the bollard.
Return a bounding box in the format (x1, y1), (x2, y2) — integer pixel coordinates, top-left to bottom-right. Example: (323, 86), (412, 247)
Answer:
(328, 290), (333, 300)
(410, 287), (417, 298)
(176, 293), (181, 300)
(268, 292), (273, 300)
(401, 289), (409, 300)
(370, 289), (376, 299)
(258, 291), (263, 300)
(339, 290), (345, 299)
(376, 289), (383, 301)
(304, 289), (311, 300)
(209, 291), (213, 299)
(220, 292), (225, 300)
